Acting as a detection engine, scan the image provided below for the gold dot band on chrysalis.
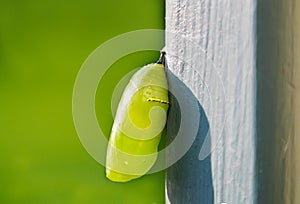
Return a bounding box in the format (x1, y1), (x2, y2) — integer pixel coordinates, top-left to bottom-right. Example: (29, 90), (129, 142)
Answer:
(147, 98), (170, 104)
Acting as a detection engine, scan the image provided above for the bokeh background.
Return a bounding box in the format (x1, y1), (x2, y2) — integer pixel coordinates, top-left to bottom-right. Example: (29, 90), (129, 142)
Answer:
(0, 0), (165, 203)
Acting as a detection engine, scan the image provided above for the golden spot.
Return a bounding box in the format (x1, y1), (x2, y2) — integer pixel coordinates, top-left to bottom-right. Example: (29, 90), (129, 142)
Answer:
(147, 98), (169, 104)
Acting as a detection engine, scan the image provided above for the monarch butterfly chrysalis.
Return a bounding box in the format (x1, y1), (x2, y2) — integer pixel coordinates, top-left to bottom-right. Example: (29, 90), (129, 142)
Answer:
(106, 52), (169, 182)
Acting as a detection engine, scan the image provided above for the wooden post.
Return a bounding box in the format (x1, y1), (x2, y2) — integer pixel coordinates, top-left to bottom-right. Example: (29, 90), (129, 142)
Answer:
(295, 24), (300, 204)
(165, 0), (256, 203)
(257, 0), (300, 203)
(295, 3), (300, 202)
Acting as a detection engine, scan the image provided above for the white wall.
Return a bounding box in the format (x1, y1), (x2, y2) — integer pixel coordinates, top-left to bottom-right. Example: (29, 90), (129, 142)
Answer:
(166, 0), (256, 203)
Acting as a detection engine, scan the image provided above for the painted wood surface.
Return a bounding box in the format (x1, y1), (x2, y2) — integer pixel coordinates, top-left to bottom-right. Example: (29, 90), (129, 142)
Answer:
(295, 101), (300, 201)
(165, 0), (256, 203)
(257, 0), (300, 203)
(295, 3), (300, 203)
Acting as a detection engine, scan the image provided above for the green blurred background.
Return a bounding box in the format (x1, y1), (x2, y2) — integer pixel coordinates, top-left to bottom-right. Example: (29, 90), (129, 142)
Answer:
(0, 0), (165, 203)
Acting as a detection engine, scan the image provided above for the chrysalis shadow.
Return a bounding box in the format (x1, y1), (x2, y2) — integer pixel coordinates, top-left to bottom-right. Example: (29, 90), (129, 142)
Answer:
(165, 69), (214, 204)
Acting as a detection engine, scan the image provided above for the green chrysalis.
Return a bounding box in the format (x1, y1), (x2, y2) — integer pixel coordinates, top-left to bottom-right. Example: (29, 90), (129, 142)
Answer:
(106, 52), (169, 182)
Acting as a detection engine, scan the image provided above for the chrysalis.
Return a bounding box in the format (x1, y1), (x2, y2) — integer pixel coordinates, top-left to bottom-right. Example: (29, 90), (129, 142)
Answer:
(106, 52), (169, 182)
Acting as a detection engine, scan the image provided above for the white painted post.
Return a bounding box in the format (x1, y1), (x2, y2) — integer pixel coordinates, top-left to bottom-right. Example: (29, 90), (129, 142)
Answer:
(165, 0), (256, 203)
